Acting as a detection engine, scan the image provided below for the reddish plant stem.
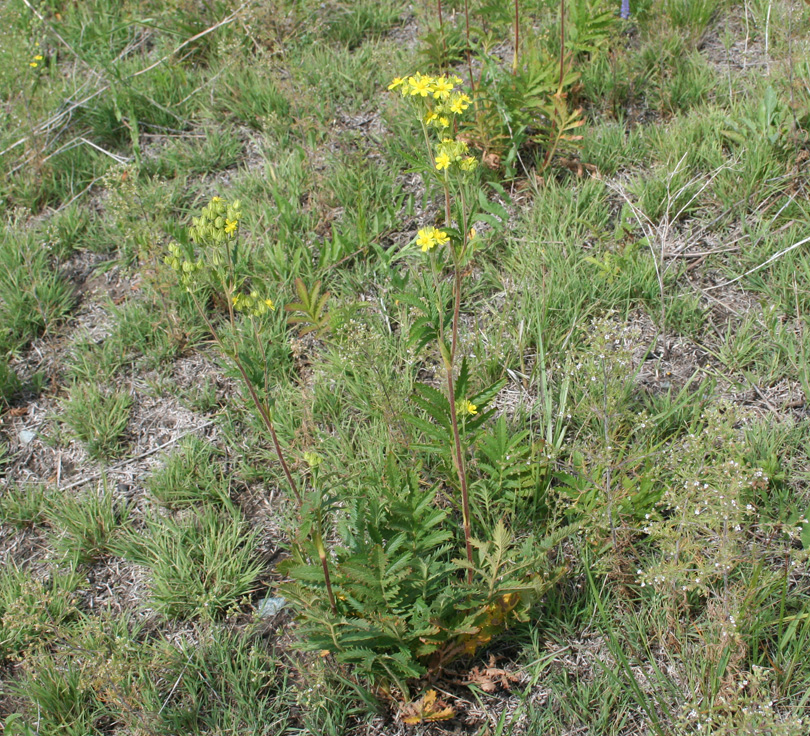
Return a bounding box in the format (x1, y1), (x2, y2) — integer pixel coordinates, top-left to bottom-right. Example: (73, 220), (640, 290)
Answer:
(447, 371), (474, 583)
(513, 0), (520, 74)
(437, 0), (447, 63)
(229, 348), (302, 507)
(542, 0), (567, 172)
(194, 296), (301, 506)
(558, 0), (566, 93)
(464, 0), (476, 94)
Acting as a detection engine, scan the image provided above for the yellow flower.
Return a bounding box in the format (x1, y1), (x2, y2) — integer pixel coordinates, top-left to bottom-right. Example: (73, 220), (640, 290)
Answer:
(424, 110), (438, 125)
(263, 298), (275, 311)
(432, 76), (454, 100)
(388, 77), (404, 90)
(211, 196), (223, 203)
(408, 74), (433, 97)
(34, 55), (43, 61)
(416, 228), (436, 252)
(224, 219), (238, 235)
(29, 61), (38, 68)
(438, 116), (450, 128)
(449, 93), (472, 114)
(468, 228), (477, 240)
(460, 399), (478, 416)
(435, 152), (451, 171)
(459, 156), (477, 171)
(432, 228), (449, 246)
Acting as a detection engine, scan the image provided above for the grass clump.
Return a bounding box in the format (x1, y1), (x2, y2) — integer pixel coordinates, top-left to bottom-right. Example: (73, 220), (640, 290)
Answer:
(0, 226), (74, 355)
(0, 565), (82, 662)
(47, 483), (129, 565)
(158, 628), (292, 733)
(147, 436), (231, 508)
(0, 356), (21, 406)
(59, 383), (132, 459)
(118, 506), (262, 619)
(0, 483), (49, 528)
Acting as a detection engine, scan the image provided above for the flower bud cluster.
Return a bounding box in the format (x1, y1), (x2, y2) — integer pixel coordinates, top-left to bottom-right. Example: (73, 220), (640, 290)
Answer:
(232, 291), (275, 317)
(164, 242), (203, 289)
(188, 196), (242, 244)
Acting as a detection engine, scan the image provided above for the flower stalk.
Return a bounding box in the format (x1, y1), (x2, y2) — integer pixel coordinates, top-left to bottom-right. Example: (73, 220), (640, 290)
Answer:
(389, 73), (480, 580)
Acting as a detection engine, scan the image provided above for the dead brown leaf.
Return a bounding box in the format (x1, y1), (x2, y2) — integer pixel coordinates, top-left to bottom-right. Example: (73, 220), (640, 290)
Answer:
(461, 655), (520, 693)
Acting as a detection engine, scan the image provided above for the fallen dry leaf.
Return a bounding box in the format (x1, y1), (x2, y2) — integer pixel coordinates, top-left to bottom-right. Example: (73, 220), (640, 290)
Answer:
(464, 655), (520, 693)
(399, 689), (455, 725)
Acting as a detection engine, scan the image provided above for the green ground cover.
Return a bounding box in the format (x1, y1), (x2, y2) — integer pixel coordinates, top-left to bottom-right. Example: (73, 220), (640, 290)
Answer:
(1, 0), (810, 733)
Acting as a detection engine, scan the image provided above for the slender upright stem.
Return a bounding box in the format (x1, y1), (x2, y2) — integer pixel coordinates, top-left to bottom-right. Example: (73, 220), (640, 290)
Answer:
(441, 179), (474, 581)
(464, 0), (476, 95)
(512, 0), (520, 74)
(447, 371), (474, 583)
(451, 268), (462, 363)
(192, 294), (301, 506)
(437, 0), (447, 64)
(558, 0), (566, 93)
(541, 0), (567, 172)
(602, 359), (617, 552)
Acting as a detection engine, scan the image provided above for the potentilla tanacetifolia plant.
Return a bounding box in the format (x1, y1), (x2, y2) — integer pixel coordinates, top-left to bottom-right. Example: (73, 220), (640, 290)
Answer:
(278, 73), (569, 707)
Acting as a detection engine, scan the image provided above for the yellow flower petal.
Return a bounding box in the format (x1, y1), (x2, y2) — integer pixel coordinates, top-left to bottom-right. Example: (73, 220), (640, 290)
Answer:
(416, 228), (436, 252)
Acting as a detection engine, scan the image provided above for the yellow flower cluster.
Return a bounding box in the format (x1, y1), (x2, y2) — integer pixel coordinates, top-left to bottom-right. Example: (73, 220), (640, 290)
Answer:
(415, 226), (450, 253)
(232, 291), (275, 317)
(29, 54), (43, 68)
(389, 73), (473, 131)
(435, 138), (477, 173)
(388, 72), (462, 99)
(459, 399), (478, 416)
(389, 72), (479, 173)
(188, 196), (242, 244)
